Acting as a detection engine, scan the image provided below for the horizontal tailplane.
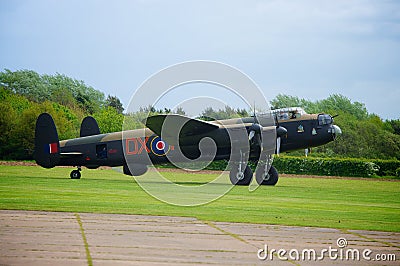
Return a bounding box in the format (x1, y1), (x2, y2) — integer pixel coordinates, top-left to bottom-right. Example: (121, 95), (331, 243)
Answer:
(34, 113), (60, 168)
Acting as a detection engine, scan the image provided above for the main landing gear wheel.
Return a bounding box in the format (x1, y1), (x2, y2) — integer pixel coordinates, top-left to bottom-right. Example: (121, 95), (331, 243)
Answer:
(70, 169), (81, 179)
(230, 165), (253, 186)
(255, 165), (279, 186)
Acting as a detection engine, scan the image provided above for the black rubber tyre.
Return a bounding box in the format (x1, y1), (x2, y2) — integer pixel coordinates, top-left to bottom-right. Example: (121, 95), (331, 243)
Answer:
(70, 170), (81, 179)
(230, 165), (253, 186)
(255, 165), (279, 186)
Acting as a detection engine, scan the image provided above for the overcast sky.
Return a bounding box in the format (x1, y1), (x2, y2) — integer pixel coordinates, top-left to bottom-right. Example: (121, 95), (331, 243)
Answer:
(0, 0), (399, 119)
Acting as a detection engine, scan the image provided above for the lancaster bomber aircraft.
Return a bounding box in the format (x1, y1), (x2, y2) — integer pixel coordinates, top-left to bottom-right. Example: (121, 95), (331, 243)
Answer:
(34, 107), (341, 186)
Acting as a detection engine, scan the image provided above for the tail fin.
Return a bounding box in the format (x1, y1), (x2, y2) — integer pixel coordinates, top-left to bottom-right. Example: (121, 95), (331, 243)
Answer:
(80, 116), (100, 137)
(34, 113), (60, 168)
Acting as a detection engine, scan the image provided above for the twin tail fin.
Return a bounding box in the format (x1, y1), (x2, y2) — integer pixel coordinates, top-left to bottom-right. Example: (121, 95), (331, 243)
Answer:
(34, 113), (60, 168)
(34, 113), (101, 168)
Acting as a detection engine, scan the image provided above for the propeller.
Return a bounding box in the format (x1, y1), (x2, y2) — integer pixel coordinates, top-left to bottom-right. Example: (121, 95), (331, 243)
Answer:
(248, 122), (262, 147)
(247, 107), (288, 156)
(248, 107), (263, 149)
(274, 114), (287, 155)
(276, 137), (281, 156)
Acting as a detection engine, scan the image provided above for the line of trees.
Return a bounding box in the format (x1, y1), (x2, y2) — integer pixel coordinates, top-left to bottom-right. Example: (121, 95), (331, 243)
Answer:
(271, 94), (400, 159)
(0, 69), (125, 159)
(0, 69), (399, 160)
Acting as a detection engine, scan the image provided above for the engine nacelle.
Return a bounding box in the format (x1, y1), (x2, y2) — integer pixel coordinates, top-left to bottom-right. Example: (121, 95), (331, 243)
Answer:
(123, 164), (148, 176)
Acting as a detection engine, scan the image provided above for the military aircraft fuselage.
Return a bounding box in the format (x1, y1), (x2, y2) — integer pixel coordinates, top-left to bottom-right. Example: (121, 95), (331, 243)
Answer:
(34, 109), (341, 183)
(58, 128), (233, 169)
(57, 113), (340, 168)
(277, 113), (341, 153)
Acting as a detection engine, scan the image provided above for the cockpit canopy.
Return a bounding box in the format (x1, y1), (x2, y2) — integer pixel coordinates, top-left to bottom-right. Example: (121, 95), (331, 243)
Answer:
(271, 107), (307, 121)
(318, 114), (333, 125)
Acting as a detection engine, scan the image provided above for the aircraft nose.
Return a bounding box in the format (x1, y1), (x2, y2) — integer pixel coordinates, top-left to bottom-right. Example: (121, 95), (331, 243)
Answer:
(330, 125), (342, 139)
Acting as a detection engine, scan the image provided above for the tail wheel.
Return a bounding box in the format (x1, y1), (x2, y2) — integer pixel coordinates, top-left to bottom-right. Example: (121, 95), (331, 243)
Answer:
(230, 165), (253, 186)
(256, 165), (279, 186)
(70, 169), (81, 179)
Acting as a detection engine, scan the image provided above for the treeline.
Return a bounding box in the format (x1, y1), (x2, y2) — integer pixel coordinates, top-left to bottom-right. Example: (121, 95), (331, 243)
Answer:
(198, 106), (249, 120)
(271, 94), (400, 159)
(0, 69), (125, 159)
(1, 69), (399, 161)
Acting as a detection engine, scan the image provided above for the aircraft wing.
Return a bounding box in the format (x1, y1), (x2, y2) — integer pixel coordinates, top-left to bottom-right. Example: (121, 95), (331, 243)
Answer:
(144, 114), (220, 142)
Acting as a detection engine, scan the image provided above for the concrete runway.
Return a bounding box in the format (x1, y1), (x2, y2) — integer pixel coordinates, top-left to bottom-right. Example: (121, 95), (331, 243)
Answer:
(0, 210), (399, 265)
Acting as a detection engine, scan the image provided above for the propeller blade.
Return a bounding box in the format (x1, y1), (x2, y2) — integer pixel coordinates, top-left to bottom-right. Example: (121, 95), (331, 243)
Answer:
(256, 133), (262, 148)
(252, 103), (258, 124)
(276, 137), (281, 155)
(248, 130), (255, 141)
(274, 112), (279, 127)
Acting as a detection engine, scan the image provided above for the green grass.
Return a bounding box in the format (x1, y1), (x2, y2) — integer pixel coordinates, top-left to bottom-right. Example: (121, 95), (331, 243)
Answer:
(0, 165), (399, 232)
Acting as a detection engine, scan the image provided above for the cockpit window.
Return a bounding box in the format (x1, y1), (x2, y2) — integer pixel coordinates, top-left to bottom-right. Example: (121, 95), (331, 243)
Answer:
(318, 114), (332, 126)
(272, 107), (306, 121)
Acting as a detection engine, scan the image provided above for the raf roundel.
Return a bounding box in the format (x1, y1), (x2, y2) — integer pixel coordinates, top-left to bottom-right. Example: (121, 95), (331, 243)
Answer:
(150, 136), (170, 156)
(156, 141), (165, 150)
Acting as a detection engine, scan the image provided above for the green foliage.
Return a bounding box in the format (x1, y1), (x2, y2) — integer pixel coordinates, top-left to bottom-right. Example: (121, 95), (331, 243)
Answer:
(270, 94), (313, 111)
(317, 94), (368, 120)
(271, 94), (400, 160)
(314, 115), (400, 160)
(0, 69), (47, 101)
(105, 95), (124, 114)
(0, 69), (127, 159)
(175, 107), (186, 115)
(0, 87), (31, 113)
(271, 94), (368, 119)
(50, 87), (76, 108)
(123, 112), (147, 130)
(93, 107), (124, 133)
(198, 106), (249, 120)
(123, 105), (162, 130)
(384, 119), (400, 135)
(0, 101), (18, 158)
(0, 69), (105, 114)
(0, 88), (84, 159)
(272, 156), (379, 177)
(123, 105), (188, 130)
(159, 156), (399, 178)
(372, 159), (400, 176)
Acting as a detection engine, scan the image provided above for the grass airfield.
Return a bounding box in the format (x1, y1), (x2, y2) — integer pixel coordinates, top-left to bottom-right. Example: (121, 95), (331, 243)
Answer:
(0, 164), (399, 232)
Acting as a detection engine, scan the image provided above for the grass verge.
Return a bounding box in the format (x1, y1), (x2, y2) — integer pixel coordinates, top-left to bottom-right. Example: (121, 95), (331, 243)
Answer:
(0, 165), (399, 232)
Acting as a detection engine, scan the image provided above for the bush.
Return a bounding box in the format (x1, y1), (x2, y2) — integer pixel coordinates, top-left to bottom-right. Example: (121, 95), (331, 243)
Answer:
(272, 157), (399, 177)
(159, 156), (400, 178)
(371, 159), (400, 176)
(272, 156), (379, 177)
(167, 156), (400, 178)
